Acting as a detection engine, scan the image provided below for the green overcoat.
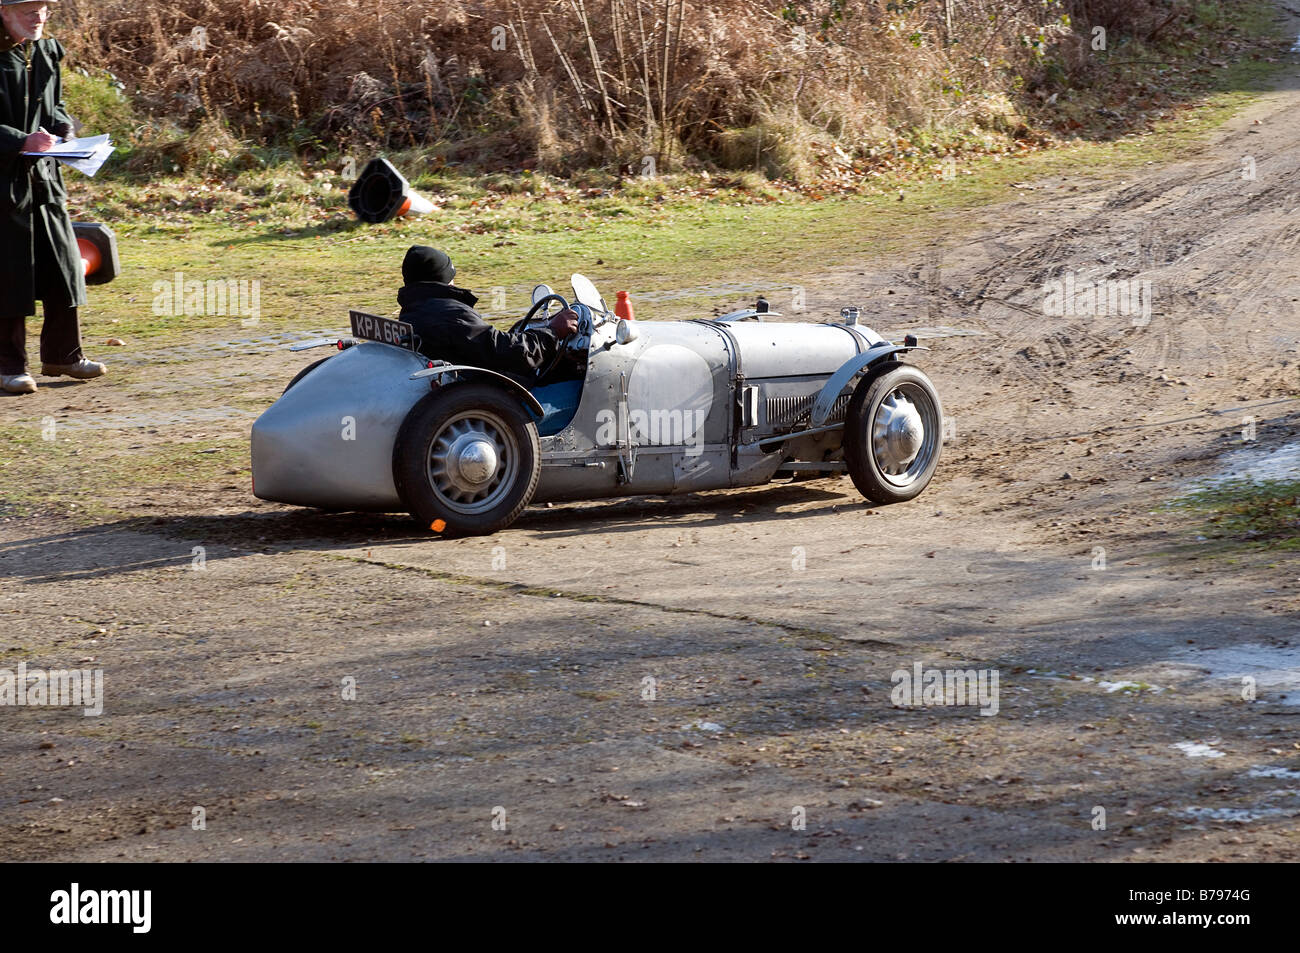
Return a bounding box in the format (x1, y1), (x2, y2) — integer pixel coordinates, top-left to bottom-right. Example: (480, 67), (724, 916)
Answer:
(0, 31), (86, 317)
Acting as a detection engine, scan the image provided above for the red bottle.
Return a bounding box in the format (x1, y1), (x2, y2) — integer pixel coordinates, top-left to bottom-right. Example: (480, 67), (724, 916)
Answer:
(615, 290), (635, 321)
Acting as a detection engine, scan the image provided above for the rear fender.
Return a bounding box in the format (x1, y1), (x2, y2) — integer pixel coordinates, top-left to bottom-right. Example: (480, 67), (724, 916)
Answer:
(409, 364), (546, 419)
(809, 345), (925, 427)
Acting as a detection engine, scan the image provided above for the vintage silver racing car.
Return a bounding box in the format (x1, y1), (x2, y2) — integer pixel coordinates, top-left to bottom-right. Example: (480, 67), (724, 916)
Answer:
(251, 275), (944, 535)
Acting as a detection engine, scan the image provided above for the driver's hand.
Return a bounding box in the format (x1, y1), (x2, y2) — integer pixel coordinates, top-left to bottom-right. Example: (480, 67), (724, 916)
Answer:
(548, 307), (579, 339)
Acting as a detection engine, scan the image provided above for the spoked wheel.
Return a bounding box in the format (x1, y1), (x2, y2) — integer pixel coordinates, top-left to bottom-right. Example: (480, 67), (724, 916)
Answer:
(843, 363), (943, 504)
(393, 383), (541, 536)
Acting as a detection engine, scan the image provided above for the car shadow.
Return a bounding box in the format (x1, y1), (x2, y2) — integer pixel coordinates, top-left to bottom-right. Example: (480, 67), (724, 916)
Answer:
(517, 480), (863, 539)
(0, 481), (865, 582)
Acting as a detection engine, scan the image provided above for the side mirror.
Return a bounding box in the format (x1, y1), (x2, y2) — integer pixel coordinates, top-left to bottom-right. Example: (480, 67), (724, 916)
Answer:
(531, 284), (554, 305)
(616, 319), (639, 345)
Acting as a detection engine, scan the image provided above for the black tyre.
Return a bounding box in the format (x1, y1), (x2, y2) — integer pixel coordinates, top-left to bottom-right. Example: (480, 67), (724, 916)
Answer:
(392, 383), (541, 536)
(282, 357), (331, 395)
(843, 363), (943, 505)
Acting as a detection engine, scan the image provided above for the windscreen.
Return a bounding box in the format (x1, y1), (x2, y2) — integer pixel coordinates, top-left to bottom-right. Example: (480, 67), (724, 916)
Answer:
(570, 274), (605, 313)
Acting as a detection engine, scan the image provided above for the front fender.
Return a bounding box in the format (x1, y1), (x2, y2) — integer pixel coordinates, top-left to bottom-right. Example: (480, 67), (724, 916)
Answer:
(409, 364), (546, 418)
(809, 345), (924, 426)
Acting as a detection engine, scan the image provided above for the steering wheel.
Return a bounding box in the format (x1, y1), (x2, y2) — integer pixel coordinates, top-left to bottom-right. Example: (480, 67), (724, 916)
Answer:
(509, 292), (570, 335)
(509, 292), (582, 384)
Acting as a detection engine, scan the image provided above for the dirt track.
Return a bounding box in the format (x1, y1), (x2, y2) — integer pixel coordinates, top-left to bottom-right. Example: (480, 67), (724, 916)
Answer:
(3, 35), (1300, 862)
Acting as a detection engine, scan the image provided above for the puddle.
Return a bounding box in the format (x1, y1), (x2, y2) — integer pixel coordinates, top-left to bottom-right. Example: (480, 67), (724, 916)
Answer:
(1173, 741), (1225, 759)
(1190, 441), (1300, 488)
(106, 328), (344, 368)
(1160, 763), (1300, 824)
(640, 280), (776, 302)
(1027, 671), (1160, 693)
(1175, 806), (1294, 823)
(53, 406), (258, 431)
(1171, 644), (1300, 705)
(682, 720), (724, 732)
(1098, 679), (1159, 694)
(899, 326), (987, 339)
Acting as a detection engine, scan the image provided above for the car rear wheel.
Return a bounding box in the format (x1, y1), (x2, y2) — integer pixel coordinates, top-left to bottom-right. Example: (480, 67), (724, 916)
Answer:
(282, 357), (331, 395)
(393, 383), (541, 536)
(843, 364), (943, 505)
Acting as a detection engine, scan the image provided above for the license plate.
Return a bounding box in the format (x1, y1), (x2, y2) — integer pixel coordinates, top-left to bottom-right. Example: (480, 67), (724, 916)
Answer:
(350, 310), (415, 349)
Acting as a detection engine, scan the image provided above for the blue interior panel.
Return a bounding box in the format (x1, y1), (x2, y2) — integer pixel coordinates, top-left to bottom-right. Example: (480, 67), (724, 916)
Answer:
(531, 379), (583, 436)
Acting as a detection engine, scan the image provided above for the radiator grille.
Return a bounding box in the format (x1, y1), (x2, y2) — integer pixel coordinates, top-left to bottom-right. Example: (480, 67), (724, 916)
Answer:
(765, 393), (850, 427)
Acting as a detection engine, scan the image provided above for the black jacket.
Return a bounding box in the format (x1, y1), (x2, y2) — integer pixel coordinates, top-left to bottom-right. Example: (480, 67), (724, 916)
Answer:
(0, 33), (85, 316)
(397, 282), (558, 382)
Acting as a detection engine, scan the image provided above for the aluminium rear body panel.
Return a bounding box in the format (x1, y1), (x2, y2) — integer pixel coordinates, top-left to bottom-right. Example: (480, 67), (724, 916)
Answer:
(252, 343), (427, 510)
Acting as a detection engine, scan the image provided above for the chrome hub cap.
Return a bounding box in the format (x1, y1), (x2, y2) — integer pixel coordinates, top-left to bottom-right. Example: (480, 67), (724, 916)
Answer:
(871, 384), (939, 487)
(453, 437), (499, 488)
(873, 393), (923, 470)
(427, 413), (518, 513)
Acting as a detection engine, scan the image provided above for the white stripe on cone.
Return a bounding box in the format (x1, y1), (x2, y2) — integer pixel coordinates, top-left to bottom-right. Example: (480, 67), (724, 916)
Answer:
(399, 191), (435, 216)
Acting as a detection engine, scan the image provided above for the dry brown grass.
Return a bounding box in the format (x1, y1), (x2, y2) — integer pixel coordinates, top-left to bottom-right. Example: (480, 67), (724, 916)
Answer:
(53, 0), (1191, 177)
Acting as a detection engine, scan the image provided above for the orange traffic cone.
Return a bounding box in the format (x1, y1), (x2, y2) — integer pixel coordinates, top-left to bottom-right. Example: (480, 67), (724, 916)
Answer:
(348, 157), (435, 224)
(72, 223), (120, 285)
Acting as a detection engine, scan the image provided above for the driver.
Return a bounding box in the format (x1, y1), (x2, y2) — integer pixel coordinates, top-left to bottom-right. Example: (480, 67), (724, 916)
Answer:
(397, 246), (578, 384)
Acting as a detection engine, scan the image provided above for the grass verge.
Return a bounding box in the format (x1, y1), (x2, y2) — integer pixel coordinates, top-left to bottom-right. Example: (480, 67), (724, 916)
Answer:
(1171, 478), (1300, 554)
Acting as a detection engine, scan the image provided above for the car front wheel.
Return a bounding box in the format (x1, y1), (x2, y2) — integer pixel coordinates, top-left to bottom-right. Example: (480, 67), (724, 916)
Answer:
(843, 363), (943, 505)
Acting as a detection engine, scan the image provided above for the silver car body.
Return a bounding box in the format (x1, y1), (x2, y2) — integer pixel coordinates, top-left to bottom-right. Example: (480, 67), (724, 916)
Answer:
(252, 276), (910, 511)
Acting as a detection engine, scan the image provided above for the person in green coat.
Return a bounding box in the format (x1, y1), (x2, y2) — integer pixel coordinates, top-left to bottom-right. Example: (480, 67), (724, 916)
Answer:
(0, 0), (104, 395)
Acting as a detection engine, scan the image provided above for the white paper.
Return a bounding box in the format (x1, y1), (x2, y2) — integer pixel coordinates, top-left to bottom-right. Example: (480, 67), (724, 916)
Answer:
(60, 147), (114, 177)
(22, 133), (115, 177)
